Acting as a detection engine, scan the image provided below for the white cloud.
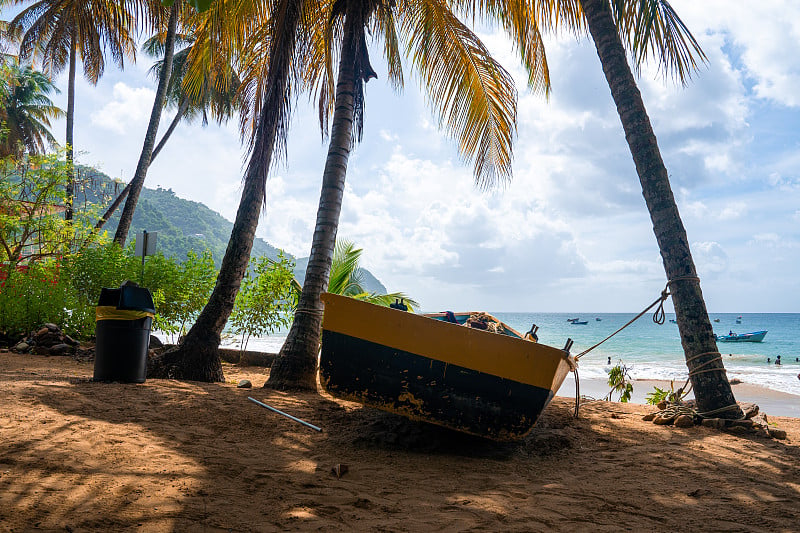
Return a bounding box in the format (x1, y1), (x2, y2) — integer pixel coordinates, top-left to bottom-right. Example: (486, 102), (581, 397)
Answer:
(673, 0), (800, 107)
(89, 83), (155, 134)
(717, 202), (747, 221)
(27, 1), (800, 312)
(692, 241), (729, 277)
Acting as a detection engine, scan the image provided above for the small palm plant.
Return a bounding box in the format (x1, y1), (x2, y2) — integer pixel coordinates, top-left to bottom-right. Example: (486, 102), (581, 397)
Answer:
(606, 362), (634, 403)
(327, 240), (418, 311)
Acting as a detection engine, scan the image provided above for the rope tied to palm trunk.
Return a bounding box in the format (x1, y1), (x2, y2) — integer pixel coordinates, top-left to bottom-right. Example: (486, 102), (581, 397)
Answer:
(575, 276), (698, 361)
(295, 307), (324, 317)
(572, 275), (702, 417)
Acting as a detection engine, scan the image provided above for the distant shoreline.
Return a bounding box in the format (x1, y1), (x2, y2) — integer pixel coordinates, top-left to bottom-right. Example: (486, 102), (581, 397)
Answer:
(557, 377), (800, 418)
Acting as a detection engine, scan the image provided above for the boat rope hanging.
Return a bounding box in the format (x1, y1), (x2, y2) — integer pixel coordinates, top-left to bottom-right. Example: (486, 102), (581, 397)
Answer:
(572, 275), (700, 417)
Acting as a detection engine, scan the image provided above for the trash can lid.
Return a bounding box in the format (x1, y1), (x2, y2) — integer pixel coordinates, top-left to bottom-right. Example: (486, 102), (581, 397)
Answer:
(98, 284), (155, 314)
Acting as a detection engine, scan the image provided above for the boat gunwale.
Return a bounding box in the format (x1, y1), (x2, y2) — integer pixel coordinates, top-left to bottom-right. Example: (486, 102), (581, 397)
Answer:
(320, 293), (573, 392)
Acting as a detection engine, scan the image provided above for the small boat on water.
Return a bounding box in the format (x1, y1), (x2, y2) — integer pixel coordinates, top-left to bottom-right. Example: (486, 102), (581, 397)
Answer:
(670, 319), (677, 324)
(714, 319), (720, 323)
(595, 317), (602, 321)
(571, 320), (588, 325)
(567, 318), (579, 322)
(717, 330), (768, 343)
(319, 293), (575, 441)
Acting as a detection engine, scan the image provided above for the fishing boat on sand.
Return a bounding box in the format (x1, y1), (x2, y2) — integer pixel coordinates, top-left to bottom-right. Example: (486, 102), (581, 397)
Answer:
(319, 293), (575, 441)
(717, 330), (768, 343)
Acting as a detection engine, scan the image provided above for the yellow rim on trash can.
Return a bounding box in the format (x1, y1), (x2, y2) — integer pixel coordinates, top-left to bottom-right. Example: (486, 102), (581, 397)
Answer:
(95, 306), (155, 322)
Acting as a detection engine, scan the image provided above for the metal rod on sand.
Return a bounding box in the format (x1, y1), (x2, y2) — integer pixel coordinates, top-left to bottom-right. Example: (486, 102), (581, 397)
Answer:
(247, 397), (322, 432)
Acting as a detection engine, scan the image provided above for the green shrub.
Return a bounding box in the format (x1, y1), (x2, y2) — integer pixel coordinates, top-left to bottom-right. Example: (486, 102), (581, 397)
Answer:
(0, 261), (71, 339)
(1, 243), (218, 342)
(606, 362), (634, 403)
(229, 252), (296, 352)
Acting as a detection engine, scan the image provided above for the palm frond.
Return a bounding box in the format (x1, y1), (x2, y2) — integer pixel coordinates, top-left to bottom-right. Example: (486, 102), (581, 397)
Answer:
(327, 239), (362, 296)
(348, 291), (420, 311)
(399, 0), (517, 188)
(610, 0), (706, 83)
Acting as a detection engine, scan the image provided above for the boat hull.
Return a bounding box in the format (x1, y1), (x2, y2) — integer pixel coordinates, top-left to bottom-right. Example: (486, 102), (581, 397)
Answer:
(319, 293), (573, 441)
(717, 330), (768, 343)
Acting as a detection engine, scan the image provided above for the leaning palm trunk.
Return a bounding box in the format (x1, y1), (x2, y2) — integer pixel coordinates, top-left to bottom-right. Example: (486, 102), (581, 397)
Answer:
(64, 28), (76, 221)
(266, 4), (363, 391)
(151, 96), (189, 161)
(147, 0), (301, 382)
(579, 0), (741, 418)
(114, 1), (180, 246)
(95, 97), (189, 231)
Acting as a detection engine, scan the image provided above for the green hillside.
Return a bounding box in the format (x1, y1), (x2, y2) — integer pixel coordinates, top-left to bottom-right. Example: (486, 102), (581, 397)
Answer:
(78, 168), (386, 293)
(104, 186), (283, 265)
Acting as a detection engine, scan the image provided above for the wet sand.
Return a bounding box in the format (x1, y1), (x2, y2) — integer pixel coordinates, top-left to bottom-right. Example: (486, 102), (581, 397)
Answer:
(1, 352), (799, 532)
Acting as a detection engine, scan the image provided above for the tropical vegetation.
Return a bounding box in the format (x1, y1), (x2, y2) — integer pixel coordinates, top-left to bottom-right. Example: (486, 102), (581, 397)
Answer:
(265, 0), (519, 390)
(96, 23), (242, 232)
(114, 0), (180, 245)
(5, 0), (140, 220)
(0, 0), (739, 417)
(228, 252), (297, 353)
(326, 240), (417, 310)
(0, 154), (218, 341)
(0, 61), (63, 158)
(0, 151), (89, 269)
(568, 0), (740, 417)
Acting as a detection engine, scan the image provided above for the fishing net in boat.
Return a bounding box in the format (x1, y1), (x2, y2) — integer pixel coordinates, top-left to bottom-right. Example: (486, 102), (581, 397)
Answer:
(465, 312), (507, 335)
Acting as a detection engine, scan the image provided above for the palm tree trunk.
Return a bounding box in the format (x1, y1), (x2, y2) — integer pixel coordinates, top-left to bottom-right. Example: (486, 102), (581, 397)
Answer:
(95, 97), (188, 231)
(95, 183), (130, 230)
(64, 27), (76, 222)
(151, 96), (189, 162)
(113, 1), (180, 246)
(148, 0), (300, 382)
(266, 8), (363, 391)
(578, 0), (742, 418)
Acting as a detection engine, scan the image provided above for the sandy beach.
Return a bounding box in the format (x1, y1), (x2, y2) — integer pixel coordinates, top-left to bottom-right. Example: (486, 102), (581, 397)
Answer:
(560, 377), (800, 418)
(2, 351), (799, 532)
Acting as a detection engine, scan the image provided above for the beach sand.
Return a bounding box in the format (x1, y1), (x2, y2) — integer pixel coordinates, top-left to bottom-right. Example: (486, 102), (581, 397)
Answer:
(2, 352), (799, 532)
(561, 378), (800, 418)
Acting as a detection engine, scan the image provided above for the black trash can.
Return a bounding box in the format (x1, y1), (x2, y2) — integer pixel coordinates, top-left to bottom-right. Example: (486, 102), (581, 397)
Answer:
(93, 283), (155, 383)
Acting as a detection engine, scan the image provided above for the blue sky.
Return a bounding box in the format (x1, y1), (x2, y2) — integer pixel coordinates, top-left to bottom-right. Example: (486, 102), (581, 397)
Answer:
(5, 0), (799, 312)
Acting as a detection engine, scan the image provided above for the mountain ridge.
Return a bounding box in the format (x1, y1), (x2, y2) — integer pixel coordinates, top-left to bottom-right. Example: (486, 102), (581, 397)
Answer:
(79, 167), (386, 294)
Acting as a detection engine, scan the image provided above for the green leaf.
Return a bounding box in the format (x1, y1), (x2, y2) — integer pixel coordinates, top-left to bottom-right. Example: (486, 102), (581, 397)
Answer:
(162, 0), (214, 12)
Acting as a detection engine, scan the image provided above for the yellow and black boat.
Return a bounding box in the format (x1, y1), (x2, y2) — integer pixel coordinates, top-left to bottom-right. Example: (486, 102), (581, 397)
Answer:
(319, 293), (576, 441)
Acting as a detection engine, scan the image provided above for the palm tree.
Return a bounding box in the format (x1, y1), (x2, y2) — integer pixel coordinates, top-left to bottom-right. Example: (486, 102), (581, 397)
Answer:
(327, 239), (418, 309)
(94, 29), (241, 231)
(5, 0), (139, 221)
(148, 0), (305, 381)
(573, 0), (741, 417)
(266, 0), (519, 389)
(114, 0), (181, 246)
(0, 62), (63, 158)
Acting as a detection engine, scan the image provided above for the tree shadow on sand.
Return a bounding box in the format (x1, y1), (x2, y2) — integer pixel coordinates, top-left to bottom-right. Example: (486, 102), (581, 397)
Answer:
(2, 355), (800, 531)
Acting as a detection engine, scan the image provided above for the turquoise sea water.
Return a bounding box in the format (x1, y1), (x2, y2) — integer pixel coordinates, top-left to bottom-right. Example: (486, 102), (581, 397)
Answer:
(235, 312), (800, 398)
(490, 312), (800, 397)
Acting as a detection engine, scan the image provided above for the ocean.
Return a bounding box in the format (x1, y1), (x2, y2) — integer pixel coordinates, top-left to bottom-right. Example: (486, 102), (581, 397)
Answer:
(227, 312), (800, 398)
